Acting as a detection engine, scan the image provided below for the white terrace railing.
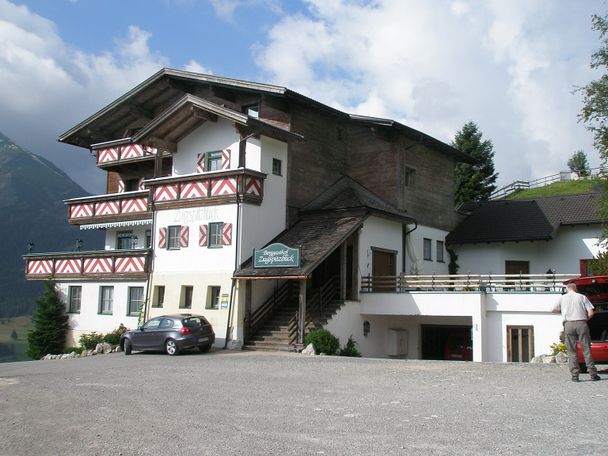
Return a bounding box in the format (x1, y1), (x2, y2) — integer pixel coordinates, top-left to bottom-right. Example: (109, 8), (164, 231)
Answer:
(360, 273), (578, 293)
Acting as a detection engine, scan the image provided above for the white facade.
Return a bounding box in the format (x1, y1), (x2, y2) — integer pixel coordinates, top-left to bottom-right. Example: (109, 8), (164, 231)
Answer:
(325, 291), (563, 362)
(454, 225), (600, 275)
(407, 224), (450, 275)
(56, 280), (145, 347)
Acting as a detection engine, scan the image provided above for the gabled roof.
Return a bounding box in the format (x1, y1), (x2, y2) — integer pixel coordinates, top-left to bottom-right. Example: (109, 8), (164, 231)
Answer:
(447, 192), (604, 245)
(235, 176), (413, 279)
(301, 175), (415, 223)
(58, 68), (469, 163)
(234, 214), (366, 279)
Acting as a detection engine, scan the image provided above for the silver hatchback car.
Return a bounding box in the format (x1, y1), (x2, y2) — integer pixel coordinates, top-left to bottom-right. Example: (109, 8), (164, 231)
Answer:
(120, 314), (215, 356)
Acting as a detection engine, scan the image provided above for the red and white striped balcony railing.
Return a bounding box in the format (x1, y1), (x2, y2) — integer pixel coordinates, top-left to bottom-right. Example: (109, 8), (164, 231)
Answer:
(65, 190), (150, 225)
(95, 143), (157, 166)
(24, 249), (151, 280)
(146, 168), (266, 207)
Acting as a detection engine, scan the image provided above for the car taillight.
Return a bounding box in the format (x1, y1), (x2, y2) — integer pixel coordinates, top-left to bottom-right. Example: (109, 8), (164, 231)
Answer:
(180, 327), (191, 335)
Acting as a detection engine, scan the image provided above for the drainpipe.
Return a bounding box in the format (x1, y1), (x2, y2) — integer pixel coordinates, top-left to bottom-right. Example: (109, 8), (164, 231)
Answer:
(224, 172), (243, 348)
(402, 222), (418, 274)
(142, 199), (157, 325)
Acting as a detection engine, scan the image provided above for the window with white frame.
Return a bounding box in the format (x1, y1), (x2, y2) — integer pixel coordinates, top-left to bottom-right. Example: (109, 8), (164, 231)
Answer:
(99, 286), (114, 314)
(167, 225), (181, 250)
(206, 286), (221, 310)
(423, 238), (432, 261)
(68, 286), (81, 313)
(208, 222), (223, 248)
(128, 287), (144, 316)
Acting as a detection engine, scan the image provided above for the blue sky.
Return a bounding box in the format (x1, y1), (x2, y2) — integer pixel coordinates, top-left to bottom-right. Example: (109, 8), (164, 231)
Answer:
(0, 0), (603, 193)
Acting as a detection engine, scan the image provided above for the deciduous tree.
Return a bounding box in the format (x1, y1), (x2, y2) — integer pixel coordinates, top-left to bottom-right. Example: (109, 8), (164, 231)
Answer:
(567, 150), (591, 177)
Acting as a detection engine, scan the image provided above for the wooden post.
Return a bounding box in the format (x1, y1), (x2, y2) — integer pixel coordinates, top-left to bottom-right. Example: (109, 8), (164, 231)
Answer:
(351, 231), (360, 300)
(298, 279), (307, 344)
(244, 280), (252, 343)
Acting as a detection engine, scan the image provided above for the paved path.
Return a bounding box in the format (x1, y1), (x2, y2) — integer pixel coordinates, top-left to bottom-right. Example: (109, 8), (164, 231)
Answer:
(1, 350), (606, 455)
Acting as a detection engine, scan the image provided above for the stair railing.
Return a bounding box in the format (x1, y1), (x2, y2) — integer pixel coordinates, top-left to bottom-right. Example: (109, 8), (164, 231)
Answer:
(250, 281), (292, 334)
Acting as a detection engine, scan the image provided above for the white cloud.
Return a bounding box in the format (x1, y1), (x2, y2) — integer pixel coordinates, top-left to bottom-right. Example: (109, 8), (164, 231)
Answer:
(0, 0), (171, 192)
(255, 0), (600, 187)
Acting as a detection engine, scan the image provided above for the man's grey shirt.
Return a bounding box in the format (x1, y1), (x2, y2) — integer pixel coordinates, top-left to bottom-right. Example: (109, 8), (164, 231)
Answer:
(554, 290), (594, 321)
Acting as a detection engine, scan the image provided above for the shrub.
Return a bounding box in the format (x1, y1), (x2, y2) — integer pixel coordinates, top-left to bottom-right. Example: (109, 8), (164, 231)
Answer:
(339, 335), (361, 357)
(27, 282), (69, 359)
(304, 329), (339, 355)
(64, 346), (84, 355)
(103, 324), (128, 346)
(79, 332), (105, 350)
(550, 342), (567, 355)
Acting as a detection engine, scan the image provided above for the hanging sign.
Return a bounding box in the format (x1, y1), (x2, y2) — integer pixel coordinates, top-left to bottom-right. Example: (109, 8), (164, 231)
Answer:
(253, 243), (300, 268)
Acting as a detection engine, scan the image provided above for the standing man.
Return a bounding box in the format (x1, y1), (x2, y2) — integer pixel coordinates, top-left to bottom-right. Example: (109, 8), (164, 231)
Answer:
(552, 283), (601, 382)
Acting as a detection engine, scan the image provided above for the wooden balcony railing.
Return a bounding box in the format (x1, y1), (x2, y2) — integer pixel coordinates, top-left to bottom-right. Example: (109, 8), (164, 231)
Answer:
(146, 168), (266, 208)
(24, 249), (151, 281)
(361, 273), (579, 293)
(65, 190), (150, 225)
(95, 143), (157, 166)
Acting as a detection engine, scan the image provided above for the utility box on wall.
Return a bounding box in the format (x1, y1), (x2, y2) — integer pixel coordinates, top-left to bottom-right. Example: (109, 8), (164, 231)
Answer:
(387, 328), (408, 357)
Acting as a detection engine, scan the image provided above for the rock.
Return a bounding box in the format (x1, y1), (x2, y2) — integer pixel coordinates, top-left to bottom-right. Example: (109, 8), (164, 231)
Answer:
(302, 343), (315, 356)
(555, 352), (568, 364)
(531, 354), (555, 364)
(227, 340), (242, 350)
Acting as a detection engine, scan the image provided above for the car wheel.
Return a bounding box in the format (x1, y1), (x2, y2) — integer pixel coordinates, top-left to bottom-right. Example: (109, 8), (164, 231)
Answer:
(123, 339), (132, 355)
(198, 344), (211, 353)
(165, 339), (179, 356)
(579, 363), (588, 374)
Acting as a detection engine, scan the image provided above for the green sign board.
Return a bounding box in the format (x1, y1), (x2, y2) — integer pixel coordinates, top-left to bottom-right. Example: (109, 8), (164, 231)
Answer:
(253, 243), (300, 268)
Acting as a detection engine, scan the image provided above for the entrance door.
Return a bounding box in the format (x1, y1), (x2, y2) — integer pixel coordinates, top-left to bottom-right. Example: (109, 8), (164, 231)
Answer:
(372, 249), (396, 291)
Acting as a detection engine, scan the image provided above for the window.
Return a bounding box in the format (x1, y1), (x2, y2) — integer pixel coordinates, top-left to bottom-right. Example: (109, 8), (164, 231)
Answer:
(143, 318), (161, 330)
(68, 286), (82, 313)
(180, 286), (193, 309)
(167, 225), (181, 250)
(507, 326), (534, 362)
(208, 222), (223, 248)
(206, 151), (222, 171)
(128, 287), (144, 316)
(405, 166), (416, 187)
(423, 238), (432, 261)
(145, 230), (152, 249)
(152, 285), (165, 308)
(436, 240), (445, 263)
(244, 103), (259, 118)
(124, 178), (139, 192)
(206, 286), (221, 310)
(116, 230), (133, 250)
(272, 158), (282, 176)
(99, 286), (114, 314)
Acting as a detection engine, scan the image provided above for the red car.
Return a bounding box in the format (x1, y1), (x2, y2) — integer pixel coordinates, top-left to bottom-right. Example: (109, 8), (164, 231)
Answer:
(444, 333), (473, 361)
(565, 276), (608, 372)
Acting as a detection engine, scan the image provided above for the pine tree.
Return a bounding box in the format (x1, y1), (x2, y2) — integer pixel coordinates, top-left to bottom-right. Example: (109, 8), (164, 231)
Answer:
(567, 150), (591, 177)
(27, 282), (69, 359)
(452, 122), (498, 206)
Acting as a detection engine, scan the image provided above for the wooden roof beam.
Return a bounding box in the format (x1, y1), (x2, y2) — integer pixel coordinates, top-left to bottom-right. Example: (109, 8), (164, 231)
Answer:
(146, 136), (177, 153)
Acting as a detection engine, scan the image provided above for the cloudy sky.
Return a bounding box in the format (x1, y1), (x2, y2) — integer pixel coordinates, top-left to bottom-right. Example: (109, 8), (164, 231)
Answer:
(0, 0), (603, 193)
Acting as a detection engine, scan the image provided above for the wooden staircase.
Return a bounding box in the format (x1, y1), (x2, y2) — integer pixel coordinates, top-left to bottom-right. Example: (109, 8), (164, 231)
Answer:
(245, 277), (343, 352)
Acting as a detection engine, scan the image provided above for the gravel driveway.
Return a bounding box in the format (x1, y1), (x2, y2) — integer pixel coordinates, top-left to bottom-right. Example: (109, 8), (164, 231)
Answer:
(0, 350), (606, 456)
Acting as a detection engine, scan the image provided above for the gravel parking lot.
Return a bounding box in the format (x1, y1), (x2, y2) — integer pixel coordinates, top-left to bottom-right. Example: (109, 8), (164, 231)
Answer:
(0, 350), (606, 456)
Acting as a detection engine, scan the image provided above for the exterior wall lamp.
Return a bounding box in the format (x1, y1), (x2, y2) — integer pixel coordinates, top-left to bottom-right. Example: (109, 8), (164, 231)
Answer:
(363, 320), (370, 337)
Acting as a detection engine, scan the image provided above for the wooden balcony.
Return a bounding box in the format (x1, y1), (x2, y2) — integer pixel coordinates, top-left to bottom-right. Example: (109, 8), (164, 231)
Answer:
(95, 143), (158, 166)
(65, 190), (151, 225)
(147, 168), (266, 209)
(24, 249), (151, 281)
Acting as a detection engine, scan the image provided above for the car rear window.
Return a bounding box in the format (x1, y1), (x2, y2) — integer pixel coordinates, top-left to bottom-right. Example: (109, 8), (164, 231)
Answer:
(182, 317), (208, 327)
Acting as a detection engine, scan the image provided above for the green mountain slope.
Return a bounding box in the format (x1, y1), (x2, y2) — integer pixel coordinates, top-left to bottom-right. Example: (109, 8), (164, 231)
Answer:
(0, 132), (102, 317)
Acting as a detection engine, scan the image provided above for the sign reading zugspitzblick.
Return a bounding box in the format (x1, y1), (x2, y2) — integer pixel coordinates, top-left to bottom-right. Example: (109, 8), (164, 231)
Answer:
(253, 243), (300, 268)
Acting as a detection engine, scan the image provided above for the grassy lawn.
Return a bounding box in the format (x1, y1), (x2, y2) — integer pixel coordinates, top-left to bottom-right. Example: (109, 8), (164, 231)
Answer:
(507, 179), (603, 199)
(0, 315), (33, 363)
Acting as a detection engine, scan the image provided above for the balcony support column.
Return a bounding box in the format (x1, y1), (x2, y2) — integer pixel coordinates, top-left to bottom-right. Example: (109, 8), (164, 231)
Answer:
(298, 278), (307, 344)
(471, 293), (487, 362)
